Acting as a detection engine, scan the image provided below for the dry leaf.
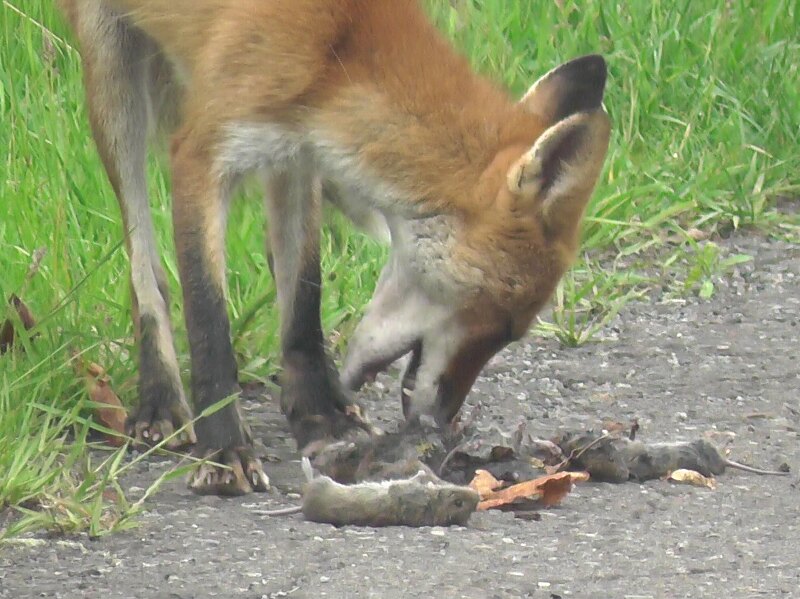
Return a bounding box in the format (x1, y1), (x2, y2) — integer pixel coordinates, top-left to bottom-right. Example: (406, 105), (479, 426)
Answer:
(473, 471), (588, 510)
(87, 374), (128, 446)
(601, 420), (628, 434)
(102, 488), (120, 502)
(27, 246), (47, 279)
(667, 469), (716, 489)
(73, 355), (128, 446)
(0, 322), (13, 354)
(41, 32), (57, 68)
(469, 469), (504, 498)
(686, 228), (709, 241)
(0, 295), (37, 354)
(567, 471), (590, 483)
(666, 227), (709, 245)
(528, 457), (546, 469)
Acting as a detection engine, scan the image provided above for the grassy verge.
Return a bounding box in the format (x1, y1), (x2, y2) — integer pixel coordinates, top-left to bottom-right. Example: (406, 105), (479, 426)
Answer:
(1, 0), (798, 537)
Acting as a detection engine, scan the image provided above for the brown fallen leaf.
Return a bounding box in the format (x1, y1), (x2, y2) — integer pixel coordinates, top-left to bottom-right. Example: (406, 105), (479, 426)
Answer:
(102, 487), (120, 503)
(471, 471), (589, 511)
(667, 469), (716, 489)
(601, 420), (629, 434)
(0, 295), (37, 354)
(666, 227), (709, 245)
(73, 355), (129, 446)
(686, 227), (709, 241)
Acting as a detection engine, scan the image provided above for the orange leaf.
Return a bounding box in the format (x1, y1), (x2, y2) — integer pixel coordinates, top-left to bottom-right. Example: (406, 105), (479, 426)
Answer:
(476, 471), (588, 511)
(566, 471), (591, 483)
(74, 356), (128, 446)
(468, 469), (504, 498)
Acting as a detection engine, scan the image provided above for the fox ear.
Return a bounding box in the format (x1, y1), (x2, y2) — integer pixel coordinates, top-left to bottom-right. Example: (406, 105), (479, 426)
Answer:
(506, 110), (610, 234)
(520, 54), (607, 125)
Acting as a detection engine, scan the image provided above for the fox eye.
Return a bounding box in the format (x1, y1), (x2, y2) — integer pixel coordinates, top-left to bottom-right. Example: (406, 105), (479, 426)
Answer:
(453, 498), (464, 508)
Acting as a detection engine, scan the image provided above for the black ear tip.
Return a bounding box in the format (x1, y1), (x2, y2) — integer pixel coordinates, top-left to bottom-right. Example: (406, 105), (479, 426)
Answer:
(546, 54), (607, 120)
(566, 54), (607, 87)
(578, 54), (607, 69)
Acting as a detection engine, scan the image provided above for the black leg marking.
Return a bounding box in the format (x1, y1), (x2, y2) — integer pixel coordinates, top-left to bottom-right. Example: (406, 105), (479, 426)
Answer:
(177, 237), (269, 495)
(128, 313), (195, 447)
(180, 251), (246, 449)
(281, 247), (325, 358)
(278, 254), (370, 448)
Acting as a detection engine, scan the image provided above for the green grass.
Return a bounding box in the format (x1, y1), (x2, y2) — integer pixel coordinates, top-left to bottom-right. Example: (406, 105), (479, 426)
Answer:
(1, 0), (798, 537)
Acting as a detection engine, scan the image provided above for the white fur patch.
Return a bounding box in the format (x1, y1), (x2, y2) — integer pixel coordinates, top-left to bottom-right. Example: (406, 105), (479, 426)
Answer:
(217, 123), (305, 176)
(310, 131), (414, 217)
(216, 123), (402, 244)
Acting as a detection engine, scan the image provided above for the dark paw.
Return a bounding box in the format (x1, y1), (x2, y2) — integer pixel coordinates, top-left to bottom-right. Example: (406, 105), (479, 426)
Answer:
(127, 392), (196, 449)
(280, 354), (379, 450)
(188, 446), (270, 496)
(288, 405), (377, 452)
(133, 314), (195, 448)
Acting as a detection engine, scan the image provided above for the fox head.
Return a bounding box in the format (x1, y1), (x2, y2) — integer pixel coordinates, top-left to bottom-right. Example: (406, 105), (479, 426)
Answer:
(341, 55), (611, 425)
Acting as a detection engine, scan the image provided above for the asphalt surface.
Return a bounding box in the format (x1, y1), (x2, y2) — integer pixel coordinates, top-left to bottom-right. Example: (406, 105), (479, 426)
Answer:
(1, 234), (799, 599)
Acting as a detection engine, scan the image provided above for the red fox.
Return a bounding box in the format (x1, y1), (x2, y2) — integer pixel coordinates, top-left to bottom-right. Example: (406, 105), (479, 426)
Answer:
(58, 0), (610, 495)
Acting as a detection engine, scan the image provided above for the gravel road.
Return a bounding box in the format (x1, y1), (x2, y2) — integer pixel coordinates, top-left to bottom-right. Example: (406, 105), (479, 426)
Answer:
(2, 234), (798, 599)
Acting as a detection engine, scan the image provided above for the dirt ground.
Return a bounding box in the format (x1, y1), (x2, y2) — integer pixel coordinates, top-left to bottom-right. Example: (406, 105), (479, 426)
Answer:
(2, 234), (799, 599)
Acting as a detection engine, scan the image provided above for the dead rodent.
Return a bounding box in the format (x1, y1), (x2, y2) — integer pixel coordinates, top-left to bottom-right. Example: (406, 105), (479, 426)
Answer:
(260, 459), (480, 527)
(305, 430), (443, 484)
(622, 439), (790, 480)
(555, 433), (790, 482)
(308, 437), (438, 484)
(301, 471), (479, 527)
